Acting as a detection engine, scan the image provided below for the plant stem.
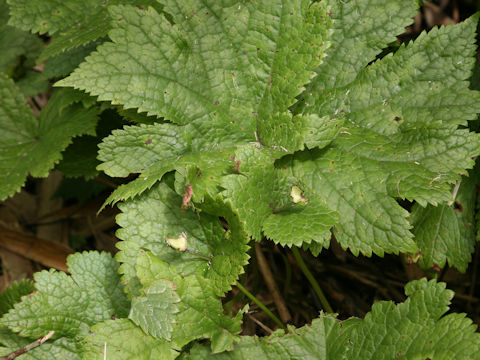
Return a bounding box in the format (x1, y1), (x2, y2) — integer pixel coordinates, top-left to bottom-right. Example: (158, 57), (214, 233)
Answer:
(291, 247), (333, 313)
(236, 282), (286, 330)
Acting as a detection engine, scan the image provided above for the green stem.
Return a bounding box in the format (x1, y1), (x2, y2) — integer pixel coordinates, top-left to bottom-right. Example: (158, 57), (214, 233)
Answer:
(236, 282), (286, 330)
(291, 247), (333, 313)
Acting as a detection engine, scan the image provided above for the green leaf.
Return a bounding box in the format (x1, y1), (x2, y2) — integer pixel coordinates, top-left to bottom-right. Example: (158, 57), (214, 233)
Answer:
(43, 41), (100, 79)
(219, 146), (338, 247)
(7, 0), (104, 35)
(0, 0), (43, 74)
(343, 279), (480, 359)
(115, 182), (249, 296)
(187, 279), (480, 359)
(220, 146), (295, 241)
(135, 252), (245, 352)
(276, 14), (480, 256)
(38, 16), (110, 61)
(0, 280), (34, 317)
(331, 126), (480, 207)
(56, 135), (100, 179)
(97, 122), (242, 209)
(306, 13), (480, 205)
(305, 0), (419, 92)
(411, 168), (478, 272)
(59, 1), (329, 128)
(58, 0), (334, 201)
(0, 331), (82, 360)
(263, 198), (338, 248)
(287, 148), (417, 256)
(7, 0), (162, 61)
(82, 319), (179, 360)
(186, 315), (340, 359)
(129, 278), (180, 341)
(1, 251), (129, 339)
(0, 79), (99, 200)
(294, 11), (480, 233)
(16, 71), (49, 98)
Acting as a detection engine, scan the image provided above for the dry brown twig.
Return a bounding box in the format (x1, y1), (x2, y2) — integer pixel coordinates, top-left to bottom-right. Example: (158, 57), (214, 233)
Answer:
(0, 331), (54, 360)
(255, 243), (292, 324)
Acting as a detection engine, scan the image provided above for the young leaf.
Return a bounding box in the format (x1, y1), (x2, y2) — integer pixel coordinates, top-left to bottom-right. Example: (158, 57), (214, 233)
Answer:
(1, 251), (129, 339)
(0, 78), (98, 200)
(262, 198), (338, 248)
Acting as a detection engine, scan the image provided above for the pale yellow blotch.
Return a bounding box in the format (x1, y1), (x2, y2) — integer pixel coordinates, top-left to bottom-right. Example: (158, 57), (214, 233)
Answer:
(290, 185), (308, 205)
(165, 232), (188, 252)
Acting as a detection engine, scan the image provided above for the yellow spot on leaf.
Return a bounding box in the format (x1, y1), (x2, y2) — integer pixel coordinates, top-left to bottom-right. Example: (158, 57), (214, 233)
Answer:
(165, 232), (188, 252)
(290, 185), (308, 205)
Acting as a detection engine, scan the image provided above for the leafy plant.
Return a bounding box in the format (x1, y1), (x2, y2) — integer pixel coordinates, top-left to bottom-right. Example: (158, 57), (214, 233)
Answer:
(1, 0), (480, 358)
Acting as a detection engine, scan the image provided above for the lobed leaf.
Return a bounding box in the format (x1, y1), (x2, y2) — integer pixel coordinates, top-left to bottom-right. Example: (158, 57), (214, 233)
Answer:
(1, 251), (129, 339)
(115, 182), (249, 296)
(285, 148), (417, 256)
(0, 79), (98, 200)
(186, 279), (480, 359)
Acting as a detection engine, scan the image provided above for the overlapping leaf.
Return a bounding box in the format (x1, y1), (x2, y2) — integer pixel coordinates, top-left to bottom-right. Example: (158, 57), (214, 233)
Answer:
(0, 280), (83, 359)
(1, 252), (129, 338)
(115, 182), (249, 296)
(57, 1), (333, 206)
(82, 319), (178, 360)
(0, 331), (82, 360)
(7, 0), (163, 60)
(0, 77), (99, 200)
(303, 10), (480, 207)
(285, 148), (417, 256)
(282, 6), (480, 256)
(134, 252), (245, 352)
(187, 315), (340, 359)
(411, 167), (478, 272)
(220, 145), (338, 247)
(186, 279), (480, 359)
(0, 0), (43, 74)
